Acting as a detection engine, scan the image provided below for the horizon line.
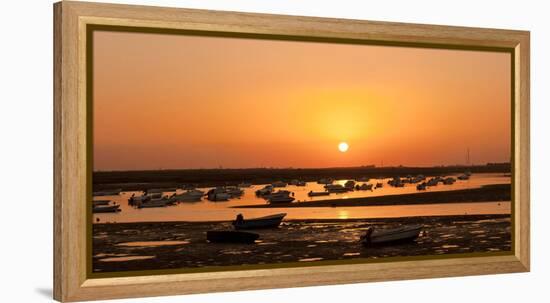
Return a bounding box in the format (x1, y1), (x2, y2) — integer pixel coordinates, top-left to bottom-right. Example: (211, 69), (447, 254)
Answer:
(92, 162), (511, 173)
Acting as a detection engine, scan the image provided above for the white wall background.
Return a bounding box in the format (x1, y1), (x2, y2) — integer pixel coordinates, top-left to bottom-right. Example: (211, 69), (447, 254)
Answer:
(0, 0), (548, 302)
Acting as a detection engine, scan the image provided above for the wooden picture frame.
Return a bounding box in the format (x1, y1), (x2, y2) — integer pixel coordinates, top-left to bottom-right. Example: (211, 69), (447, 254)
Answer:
(53, 1), (530, 301)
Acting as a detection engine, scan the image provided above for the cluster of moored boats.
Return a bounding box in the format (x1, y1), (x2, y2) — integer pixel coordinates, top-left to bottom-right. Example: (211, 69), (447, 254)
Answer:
(94, 185), (247, 211)
(92, 172), (474, 212)
(308, 179), (384, 197)
(206, 212), (423, 247)
(255, 186), (296, 203)
(385, 172), (472, 191)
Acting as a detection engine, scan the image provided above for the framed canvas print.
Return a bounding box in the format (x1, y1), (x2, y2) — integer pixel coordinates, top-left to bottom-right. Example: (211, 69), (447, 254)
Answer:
(53, 1), (530, 302)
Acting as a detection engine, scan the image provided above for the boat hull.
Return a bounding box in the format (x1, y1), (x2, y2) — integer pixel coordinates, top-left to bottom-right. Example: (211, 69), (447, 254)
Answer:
(92, 189), (122, 196)
(308, 191), (330, 197)
(362, 225), (422, 246)
(233, 214), (286, 230)
(268, 197), (295, 203)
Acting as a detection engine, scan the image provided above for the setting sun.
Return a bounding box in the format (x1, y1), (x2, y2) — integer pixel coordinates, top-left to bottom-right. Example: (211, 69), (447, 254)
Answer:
(338, 142), (349, 153)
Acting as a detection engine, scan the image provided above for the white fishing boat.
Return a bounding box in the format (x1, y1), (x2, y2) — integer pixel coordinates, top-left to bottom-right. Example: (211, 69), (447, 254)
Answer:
(267, 190), (295, 203)
(207, 188), (231, 201)
(174, 189), (204, 202)
(361, 224), (422, 246)
(232, 213), (287, 229)
(324, 184), (348, 193)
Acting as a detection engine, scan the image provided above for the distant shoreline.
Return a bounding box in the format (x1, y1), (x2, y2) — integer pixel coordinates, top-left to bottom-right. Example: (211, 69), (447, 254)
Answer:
(92, 163), (510, 191)
(233, 184), (511, 208)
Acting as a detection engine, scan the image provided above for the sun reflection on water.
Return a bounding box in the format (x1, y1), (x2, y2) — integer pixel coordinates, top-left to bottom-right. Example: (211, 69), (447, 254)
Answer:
(338, 210), (349, 219)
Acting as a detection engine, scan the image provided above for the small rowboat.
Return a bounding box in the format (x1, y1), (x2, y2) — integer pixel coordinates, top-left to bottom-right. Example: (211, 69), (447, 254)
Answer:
(361, 224), (422, 246)
(233, 213), (286, 230)
(92, 204), (121, 213)
(206, 230), (259, 244)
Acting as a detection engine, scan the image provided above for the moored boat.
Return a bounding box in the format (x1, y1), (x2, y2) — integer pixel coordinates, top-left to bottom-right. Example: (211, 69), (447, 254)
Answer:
(416, 182), (427, 190)
(426, 178), (439, 186)
(289, 179), (306, 186)
(267, 190), (295, 203)
(92, 189), (122, 196)
(443, 177), (456, 185)
(207, 188), (231, 201)
(233, 213), (287, 229)
(92, 200), (111, 206)
(225, 186), (244, 198)
(388, 177), (404, 187)
(344, 180), (356, 190)
(356, 183), (373, 191)
(206, 230), (259, 244)
(324, 184), (348, 193)
(174, 189), (204, 202)
(308, 190), (330, 197)
(361, 224), (422, 246)
(458, 173), (470, 180)
(93, 204), (121, 213)
(317, 178), (333, 185)
(255, 185), (273, 196)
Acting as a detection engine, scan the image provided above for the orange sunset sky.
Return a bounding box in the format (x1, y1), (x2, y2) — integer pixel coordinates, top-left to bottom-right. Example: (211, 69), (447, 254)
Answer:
(93, 31), (511, 171)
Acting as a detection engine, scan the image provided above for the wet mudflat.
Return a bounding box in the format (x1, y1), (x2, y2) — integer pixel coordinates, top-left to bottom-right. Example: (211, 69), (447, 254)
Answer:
(93, 214), (511, 273)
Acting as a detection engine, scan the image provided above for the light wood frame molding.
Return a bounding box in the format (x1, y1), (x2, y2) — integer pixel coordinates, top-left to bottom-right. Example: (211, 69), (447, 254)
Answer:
(53, 1), (530, 301)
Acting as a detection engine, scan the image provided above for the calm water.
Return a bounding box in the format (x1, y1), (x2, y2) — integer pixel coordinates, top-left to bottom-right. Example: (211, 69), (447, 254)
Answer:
(93, 173), (510, 223)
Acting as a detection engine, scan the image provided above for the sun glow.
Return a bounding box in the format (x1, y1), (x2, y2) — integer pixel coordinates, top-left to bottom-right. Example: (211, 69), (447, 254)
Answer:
(338, 142), (349, 153)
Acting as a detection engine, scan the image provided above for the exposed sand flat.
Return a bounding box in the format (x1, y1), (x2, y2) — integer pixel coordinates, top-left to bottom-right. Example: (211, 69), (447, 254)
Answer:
(93, 214), (511, 273)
